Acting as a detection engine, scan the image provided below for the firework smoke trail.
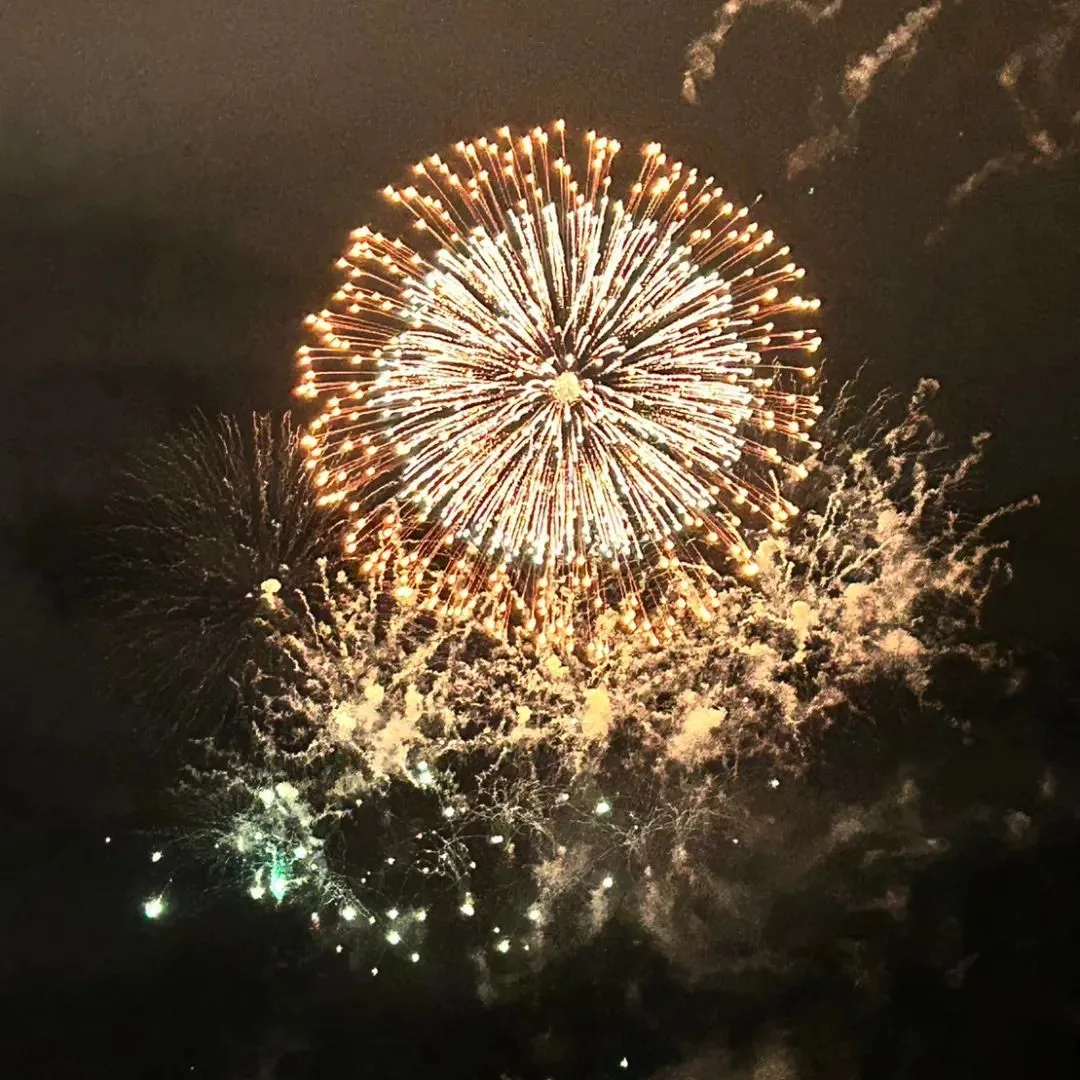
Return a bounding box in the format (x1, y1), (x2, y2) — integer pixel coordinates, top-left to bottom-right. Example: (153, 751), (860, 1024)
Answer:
(683, 1), (1080, 239)
(295, 121), (823, 653)
(106, 413), (346, 717)
(152, 381), (1021, 980)
(682, 0), (846, 106)
(685, 0), (943, 177)
(932, 1), (1080, 243)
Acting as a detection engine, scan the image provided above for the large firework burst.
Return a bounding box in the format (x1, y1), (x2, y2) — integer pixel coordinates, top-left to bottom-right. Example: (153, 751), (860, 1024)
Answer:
(296, 121), (824, 651)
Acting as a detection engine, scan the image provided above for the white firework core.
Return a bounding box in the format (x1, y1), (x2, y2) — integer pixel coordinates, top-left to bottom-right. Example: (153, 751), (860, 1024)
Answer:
(296, 121), (824, 649)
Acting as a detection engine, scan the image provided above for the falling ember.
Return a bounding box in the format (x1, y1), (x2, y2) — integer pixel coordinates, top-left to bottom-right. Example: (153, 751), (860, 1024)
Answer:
(296, 121), (823, 649)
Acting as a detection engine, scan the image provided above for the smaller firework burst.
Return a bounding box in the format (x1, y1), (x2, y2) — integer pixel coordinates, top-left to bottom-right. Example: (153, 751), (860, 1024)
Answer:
(104, 413), (346, 718)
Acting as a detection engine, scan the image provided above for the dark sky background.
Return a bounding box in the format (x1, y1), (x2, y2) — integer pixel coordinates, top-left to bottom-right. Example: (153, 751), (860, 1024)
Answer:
(2, 1), (1079, 1076)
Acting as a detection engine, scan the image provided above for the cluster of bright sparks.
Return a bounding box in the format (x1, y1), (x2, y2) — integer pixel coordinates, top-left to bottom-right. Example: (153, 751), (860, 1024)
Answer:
(296, 120), (823, 651)
(131, 376), (1018, 1000)
(138, 771), (633, 973)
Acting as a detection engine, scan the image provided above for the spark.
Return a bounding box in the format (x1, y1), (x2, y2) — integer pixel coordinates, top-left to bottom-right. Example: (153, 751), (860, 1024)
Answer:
(143, 896), (165, 920)
(269, 868), (289, 901)
(297, 121), (821, 650)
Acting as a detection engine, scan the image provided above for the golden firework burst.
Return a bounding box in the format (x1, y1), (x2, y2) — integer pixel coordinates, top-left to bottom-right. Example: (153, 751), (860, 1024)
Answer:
(295, 121), (823, 653)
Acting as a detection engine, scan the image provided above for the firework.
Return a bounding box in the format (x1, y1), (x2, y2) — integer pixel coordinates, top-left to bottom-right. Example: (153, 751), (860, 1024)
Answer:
(135, 382), (1022, 995)
(295, 121), (823, 651)
(236, 385), (1019, 949)
(106, 413), (346, 716)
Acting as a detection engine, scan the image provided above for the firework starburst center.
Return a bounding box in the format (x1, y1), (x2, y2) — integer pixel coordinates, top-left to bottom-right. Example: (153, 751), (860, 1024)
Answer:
(550, 370), (584, 406)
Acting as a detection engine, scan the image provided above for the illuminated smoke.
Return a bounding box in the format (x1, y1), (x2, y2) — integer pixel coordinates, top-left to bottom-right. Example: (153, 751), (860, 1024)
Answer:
(155, 381), (1021, 980)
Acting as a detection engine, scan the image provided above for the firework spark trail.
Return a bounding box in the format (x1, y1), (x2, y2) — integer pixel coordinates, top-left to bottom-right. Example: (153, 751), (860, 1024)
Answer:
(295, 122), (823, 653)
(153, 382), (1022, 975)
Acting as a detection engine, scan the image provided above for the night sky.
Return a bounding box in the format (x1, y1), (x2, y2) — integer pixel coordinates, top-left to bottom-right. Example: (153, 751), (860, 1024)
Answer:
(3, 1), (1080, 1077)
